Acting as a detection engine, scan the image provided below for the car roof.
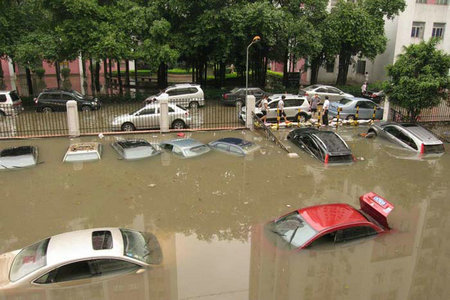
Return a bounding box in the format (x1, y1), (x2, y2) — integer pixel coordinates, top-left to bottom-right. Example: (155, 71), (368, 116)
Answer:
(169, 83), (200, 88)
(0, 146), (35, 157)
(115, 139), (151, 149)
(212, 138), (253, 147)
(382, 123), (442, 144)
(161, 138), (205, 148)
(299, 204), (369, 232)
(46, 228), (124, 267)
(290, 128), (350, 154)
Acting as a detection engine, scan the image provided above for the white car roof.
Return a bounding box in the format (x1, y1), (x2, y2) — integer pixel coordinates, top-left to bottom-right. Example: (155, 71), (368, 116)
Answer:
(46, 228), (124, 267)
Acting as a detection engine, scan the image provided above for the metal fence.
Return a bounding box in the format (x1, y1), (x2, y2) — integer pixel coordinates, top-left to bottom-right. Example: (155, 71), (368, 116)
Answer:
(0, 99), (245, 139)
(389, 99), (450, 123)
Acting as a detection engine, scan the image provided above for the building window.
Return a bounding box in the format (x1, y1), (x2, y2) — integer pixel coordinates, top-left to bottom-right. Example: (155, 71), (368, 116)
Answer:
(326, 62), (334, 73)
(436, 0), (447, 5)
(432, 23), (445, 38)
(356, 60), (366, 74)
(416, 0), (427, 3)
(411, 22), (425, 39)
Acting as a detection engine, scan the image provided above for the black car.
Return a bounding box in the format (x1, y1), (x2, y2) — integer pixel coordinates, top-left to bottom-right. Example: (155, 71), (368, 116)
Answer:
(287, 128), (354, 164)
(34, 89), (101, 112)
(222, 87), (269, 106)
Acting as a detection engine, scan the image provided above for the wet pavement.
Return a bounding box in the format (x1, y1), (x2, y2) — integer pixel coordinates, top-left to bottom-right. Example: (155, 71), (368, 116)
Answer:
(0, 126), (449, 299)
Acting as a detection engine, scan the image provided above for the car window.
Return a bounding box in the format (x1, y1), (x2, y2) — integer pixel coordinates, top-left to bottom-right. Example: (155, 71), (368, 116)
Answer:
(229, 145), (243, 155)
(167, 89), (180, 96)
(357, 101), (374, 109)
(94, 259), (139, 276)
(336, 226), (377, 242)
(384, 126), (418, 150)
(168, 107), (175, 113)
(339, 98), (353, 105)
(40, 93), (60, 100)
(215, 143), (229, 151)
(327, 87), (340, 94)
(286, 99), (303, 107)
(0, 95), (7, 103)
(10, 238), (50, 282)
(300, 136), (321, 158)
(61, 94), (75, 101)
(273, 212), (317, 248)
(10, 91), (20, 101)
(138, 108), (156, 115)
(35, 260), (93, 284)
(120, 229), (162, 265)
(268, 101), (278, 109)
(316, 88), (327, 93)
(188, 87), (198, 94)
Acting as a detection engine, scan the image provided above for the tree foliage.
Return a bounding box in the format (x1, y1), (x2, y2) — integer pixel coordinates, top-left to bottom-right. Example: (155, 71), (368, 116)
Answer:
(384, 39), (450, 121)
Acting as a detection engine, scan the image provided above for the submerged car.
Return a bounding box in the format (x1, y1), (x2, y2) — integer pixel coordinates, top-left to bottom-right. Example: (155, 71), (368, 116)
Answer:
(367, 122), (445, 154)
(329, 98), (383, 120)
(0, 146), (38, 170)
(287, 128), (354, 164)
(111, 139), (160, 160)
(208, 138), (259, 156)
(160, 138), (210, 158)
(266, 192), (394, 250)
(63, 142), (102, 162)
(111, 103), (191, 131)
(0, 228), (162, 290)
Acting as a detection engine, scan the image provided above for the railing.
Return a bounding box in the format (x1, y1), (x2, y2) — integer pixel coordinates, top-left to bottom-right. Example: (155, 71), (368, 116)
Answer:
(389, 99), (450, 123)
(0, 99), (246, 139)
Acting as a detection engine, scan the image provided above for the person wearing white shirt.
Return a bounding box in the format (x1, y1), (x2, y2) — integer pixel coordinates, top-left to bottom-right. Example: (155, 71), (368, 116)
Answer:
(277, 95), (289, 123)
(322, 96), (330, 126)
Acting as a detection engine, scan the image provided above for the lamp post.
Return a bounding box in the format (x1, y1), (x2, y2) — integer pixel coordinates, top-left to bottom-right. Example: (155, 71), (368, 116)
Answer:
(245, 36), (261, 104)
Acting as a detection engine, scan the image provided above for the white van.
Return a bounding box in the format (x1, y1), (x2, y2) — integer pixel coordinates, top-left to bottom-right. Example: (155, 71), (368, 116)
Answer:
(0, 90), (24, 116)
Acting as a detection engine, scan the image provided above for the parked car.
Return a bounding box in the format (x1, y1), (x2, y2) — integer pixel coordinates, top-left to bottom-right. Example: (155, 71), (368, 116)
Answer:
(329, 98), (383, 120)
(111, 139), (160, 160)
(222, 87), (269, 106)
(0, 146), (38, 170)
(34, 89), (101, 113)
(265, 192), (394, 250)
(287, 128), (354, 164)
(63, 142), (102, 162)
(0, 90), (23, 116)
(160, 138), (210, 158)
(0, 228), (162, 290)
(208, 138), (259, 156)
(361, 90), (385, 103)
(145, 83), (204, 109)
(300, 85), (353, 102)
(111, 103), (191, 131)
(367, 122), (445, 154)
(240, 94), (311, 123)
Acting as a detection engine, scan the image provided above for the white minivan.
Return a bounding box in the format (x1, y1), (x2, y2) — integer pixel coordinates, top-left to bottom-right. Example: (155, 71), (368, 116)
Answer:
(0, 90), (24, 116)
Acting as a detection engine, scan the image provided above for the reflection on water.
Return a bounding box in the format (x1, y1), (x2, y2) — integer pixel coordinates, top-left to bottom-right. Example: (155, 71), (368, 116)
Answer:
(0, 128), (448, 299)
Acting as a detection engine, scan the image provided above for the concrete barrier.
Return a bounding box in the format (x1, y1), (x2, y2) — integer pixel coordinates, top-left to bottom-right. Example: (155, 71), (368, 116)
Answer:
(66, 100), (80, 137)
(246, 95), (255, 130)
(159, 98), (169, 133)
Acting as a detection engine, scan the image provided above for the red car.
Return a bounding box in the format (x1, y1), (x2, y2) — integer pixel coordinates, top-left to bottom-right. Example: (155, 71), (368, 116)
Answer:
(267, 192), (394, 250)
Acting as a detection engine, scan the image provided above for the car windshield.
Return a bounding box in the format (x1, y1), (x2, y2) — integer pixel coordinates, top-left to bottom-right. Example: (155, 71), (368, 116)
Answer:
(184, 145), (210, 156)
(339, 98), (353, 105)
(72, 90), (84, 99)
(10, 238), (50, 282)
(304, 85), (319, 91)
(120, 229), (162, 265)
(272, 213), (317, 248)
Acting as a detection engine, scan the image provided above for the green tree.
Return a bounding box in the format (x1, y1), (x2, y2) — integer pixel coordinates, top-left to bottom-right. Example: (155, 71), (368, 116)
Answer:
(383, 39), (450, 122)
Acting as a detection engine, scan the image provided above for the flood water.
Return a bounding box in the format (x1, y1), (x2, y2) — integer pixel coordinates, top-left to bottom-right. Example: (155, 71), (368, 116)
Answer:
(0, 127), (449, 300)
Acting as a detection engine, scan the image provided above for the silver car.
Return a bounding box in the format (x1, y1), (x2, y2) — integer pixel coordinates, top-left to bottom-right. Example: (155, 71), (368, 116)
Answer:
(111, 139), (160, 160)
(112, 103), (191, 131)
(300, 84), (353, 102)
(145, 83), (205, 109)
(329, 98), (383, 120)
(0, 146), (38, 170)
(240, 94), (311, 123)
(367, 122), (445, 154)
(0, 90), (23, 116)
(0, 228), (162, 290)
(160, 138), (210, 158)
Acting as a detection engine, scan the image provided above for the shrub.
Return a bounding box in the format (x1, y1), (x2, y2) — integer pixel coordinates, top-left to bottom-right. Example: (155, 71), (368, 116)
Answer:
(34, 67), (45, 79)
(61, 67), (71, 79)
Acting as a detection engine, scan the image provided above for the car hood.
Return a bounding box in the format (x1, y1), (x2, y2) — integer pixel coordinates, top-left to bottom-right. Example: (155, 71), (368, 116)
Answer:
(0, 250), (18, 288)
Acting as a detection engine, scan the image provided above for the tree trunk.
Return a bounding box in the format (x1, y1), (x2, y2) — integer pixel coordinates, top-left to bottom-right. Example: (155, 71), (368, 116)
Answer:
(103, 59), (107, 85)
(0, 62), (4, 79)
(95, 61), (100, 92)
(89, 58), (95, 94)
(55, 61), (61, 89)
(108, 58), (112, 81)
(25, 67), (33, 96)
(310, 55), (321, 85)
(219, 62), (225, 87)
(336, 51), (351, 86)
(134, 59), (138, 86)
(125, 59), (130, 86)
(262, 56), (268, 88)
(282, 48), (289, 87)
(157, 62), (167, 88)
(117, 60), (123, 94)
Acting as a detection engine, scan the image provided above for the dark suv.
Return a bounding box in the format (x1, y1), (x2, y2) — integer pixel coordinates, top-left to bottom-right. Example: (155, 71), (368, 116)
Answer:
(34, 89), (101, 113)
(222, 87), (269, 106)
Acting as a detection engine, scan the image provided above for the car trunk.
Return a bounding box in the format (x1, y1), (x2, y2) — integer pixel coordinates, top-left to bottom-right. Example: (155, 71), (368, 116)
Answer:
(359, 192), (394, 230)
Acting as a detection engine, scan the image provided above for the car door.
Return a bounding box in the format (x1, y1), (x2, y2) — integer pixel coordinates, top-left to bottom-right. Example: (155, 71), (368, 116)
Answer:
(299, 135), (322, 160)
(61, 93), (78, 110)
(355, 101), (373, 119)
(334, 226), (378, 243)
(134, 107), (158, 129)
(266, 100), (279, 120)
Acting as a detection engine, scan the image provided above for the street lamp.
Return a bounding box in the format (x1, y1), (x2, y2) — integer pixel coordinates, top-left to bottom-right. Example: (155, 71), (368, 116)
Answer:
(245, 36), (261, 104)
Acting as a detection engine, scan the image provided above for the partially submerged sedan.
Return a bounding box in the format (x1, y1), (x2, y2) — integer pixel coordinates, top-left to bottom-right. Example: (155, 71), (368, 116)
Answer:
(266, 192), (394, 250)
(0, 228), (162, 290)
(160, 138), (210, 158)
(111, 139), (160, 160)
(367, 122), (445, 154)
(208, 138), (259, 156)
(287, 128), (354, 164)
(63, 142), (102, 162)
(0, 146), (38, 170)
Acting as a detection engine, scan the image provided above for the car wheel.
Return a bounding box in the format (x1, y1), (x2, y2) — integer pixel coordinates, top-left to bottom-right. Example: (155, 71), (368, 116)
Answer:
(121, 122), (135, 131)
(189, 101), (199, 109)
(346, 115), (356, 121)
(295, 113), (307, 123)
(172, 119), (186, 129)
(42, 107), (53, 113)
(235, 100), (244, 108)
(81, 106), (92, 112)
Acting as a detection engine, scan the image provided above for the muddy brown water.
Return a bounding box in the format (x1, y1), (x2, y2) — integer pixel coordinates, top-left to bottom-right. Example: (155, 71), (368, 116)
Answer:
(0, 127), (448, 300)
